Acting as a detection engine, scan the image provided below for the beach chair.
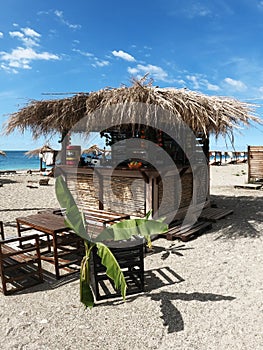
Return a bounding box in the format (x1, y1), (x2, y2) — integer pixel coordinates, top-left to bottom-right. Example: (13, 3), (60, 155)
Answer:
(39, 178), (49, 186)
(0, 227), (43, 295)
(90, 238), (145, 301)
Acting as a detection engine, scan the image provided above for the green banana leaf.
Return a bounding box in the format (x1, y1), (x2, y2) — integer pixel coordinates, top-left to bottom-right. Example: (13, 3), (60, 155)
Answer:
(55, 175), (168, 307)
(95, 217), (168, 247)
(55, 175), (88, 241)
(80, 243), (94, 308)
(96, 242), (127, 300)
(55, 175), (127, 307)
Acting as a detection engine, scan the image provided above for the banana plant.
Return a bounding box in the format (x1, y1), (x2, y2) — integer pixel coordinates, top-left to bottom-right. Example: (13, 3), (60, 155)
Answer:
(55, 175), (168, 308)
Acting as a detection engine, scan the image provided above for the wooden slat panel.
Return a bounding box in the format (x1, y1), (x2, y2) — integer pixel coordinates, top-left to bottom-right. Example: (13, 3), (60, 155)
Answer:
(248, 146), (263, 181)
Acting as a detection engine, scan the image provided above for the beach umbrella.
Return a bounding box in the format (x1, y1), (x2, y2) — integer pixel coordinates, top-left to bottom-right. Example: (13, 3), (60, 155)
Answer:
(25, 145), (57, 171)
(0, 150), (6, 156)
(4, 77), (261, 142)
(25, 145), (55, 158)
(82, 144), (104, 155)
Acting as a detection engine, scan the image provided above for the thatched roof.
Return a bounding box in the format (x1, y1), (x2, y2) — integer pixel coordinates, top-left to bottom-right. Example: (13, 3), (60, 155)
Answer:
(25, 145), (56, 158)
(0, 150), (6, 156)
(82, 145), (103, 155)
(82, 144), (111, 156)
(4, 79), (261, 140)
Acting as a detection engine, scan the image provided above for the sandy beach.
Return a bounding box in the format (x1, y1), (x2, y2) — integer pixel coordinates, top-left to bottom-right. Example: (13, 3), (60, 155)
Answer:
(0, 163), (262, 349)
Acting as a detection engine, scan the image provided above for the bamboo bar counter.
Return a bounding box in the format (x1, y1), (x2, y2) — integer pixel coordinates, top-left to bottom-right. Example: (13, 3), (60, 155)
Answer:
(58, 161), (209, 222)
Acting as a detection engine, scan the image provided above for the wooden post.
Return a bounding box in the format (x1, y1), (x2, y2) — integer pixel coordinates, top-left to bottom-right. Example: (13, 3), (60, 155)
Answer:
(152, 177), (159, 216)
(58, 130), (69, 165)
(248, 145), (251, 183)
(145, 176), (153, 217)
(94, 168), (104, 210)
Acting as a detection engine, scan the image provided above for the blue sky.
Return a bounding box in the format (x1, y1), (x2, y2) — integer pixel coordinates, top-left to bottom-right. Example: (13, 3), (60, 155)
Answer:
(0, 0), (263, 150)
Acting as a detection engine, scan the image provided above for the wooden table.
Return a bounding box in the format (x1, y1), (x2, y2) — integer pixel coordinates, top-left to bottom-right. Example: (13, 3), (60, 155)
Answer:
(16, 213), (76, 279)
(16, 210), (131, 279)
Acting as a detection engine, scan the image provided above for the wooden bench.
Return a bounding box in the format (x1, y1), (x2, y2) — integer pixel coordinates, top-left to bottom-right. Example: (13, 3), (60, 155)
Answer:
(0, 234), (43, 295)
(82, 207), (130, 226)
(39, 207), (130, 226)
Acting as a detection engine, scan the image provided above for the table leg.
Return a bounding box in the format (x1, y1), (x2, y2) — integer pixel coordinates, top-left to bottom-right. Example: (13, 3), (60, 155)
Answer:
(16, 220), (23, 248)
(52, 233), (60, 279)
(16, 220), (22, 238)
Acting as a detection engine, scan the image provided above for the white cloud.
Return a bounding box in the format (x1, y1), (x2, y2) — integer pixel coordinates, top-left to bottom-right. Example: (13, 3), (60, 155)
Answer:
(224, 77), (247, 91)
(170, 3), (212, 19)
(186, 74), (220, 91)
(1, 63), (18, 74)
(73, 49), (109, 68)
(8, 47), (58, 61)
(92, 58), (110, 68)
(73, 48), (94, 57)
(0, 32), (3, 38)
(9, 27), (41, 47)
(187, 4), (211, 18)
(112, 50), (136, 62)
(0, 47), (59, 68)
(186, 75), (201, 89)
(206, 82), (220, 91)
(1, 25), (60, 72)
(54, 10), (81, 30)
(9, 31), (24, 39)
(22, 27), (41, 38)
(127, 67), (139, 75)
(128, 64), (169, 82)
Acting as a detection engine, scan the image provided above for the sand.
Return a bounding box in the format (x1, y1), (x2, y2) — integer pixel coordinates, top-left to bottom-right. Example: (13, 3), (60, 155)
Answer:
(0, 164), (262, 350)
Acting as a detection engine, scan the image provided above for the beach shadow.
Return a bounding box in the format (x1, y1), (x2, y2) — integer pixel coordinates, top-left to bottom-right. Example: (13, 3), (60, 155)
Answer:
(0, 178), (18, 184)
(160, 244), (195, 260)
(209, 194), (263, 239)
(16, 269), (80, 295)
(146, 244), (194, 260)
(98, 281), (235, 334)
(150, 291), (236, 333)
(0, 207), (54, 213)
(88, 266), (185, 307)
(13, 264), (235, 335)
(144, 266), (185, 291)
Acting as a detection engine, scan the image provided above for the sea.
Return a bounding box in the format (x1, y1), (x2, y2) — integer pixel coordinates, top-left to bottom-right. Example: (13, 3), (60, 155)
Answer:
(0, 149), (248, 172)
(0, 150), (40, 171)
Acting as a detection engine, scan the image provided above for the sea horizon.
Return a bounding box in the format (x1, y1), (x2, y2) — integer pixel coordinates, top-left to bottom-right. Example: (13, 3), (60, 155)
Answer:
(0, 150), (41, 171)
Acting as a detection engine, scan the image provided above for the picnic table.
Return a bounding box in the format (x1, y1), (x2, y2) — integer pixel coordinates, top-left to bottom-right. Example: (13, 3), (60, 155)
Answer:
(16, 209), (131, 279)
(16, 213), (78, 279)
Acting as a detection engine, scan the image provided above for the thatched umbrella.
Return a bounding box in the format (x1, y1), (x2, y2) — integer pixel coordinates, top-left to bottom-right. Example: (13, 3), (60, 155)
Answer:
(25, 145), (55, 158)
(82, 145), (105, 155)
(4, 78), (261, 142)
(25, 145), (57, 171)
(0, 150), (6, 157)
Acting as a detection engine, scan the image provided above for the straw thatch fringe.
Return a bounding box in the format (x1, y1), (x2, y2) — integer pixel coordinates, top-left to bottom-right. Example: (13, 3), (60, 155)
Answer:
(4, 78), (261, 140)
(25, 145), (55, 158)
